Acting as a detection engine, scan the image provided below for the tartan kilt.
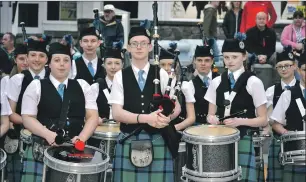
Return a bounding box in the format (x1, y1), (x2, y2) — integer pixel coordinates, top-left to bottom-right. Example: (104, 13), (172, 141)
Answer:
(6, 152), (22, 182)
(113, 131), (174, 182)
(266, 136), (283, 182)
(238, 135), (257, 182)
(256, 161), (265, 182)
(20, 145), (44, 182)
(282, 164), (306, 182)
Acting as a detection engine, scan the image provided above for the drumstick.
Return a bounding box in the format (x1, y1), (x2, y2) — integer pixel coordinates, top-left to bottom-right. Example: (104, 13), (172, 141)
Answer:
(219, 109), (247, 123)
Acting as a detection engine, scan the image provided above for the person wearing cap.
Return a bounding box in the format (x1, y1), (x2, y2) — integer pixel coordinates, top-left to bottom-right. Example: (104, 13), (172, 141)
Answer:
(109, 26), (181, 182)
(70, 27), (105, 85)
(204, 34), (268, 181)
(281, 10), (305, 53)
(265, 47), (298, 182)
(270, 52), (306, 182)
(9, 43), (29, 77)
(187, 45), (219, 125)
(93, 4), (124, 48)
(20, 42), (99, 182)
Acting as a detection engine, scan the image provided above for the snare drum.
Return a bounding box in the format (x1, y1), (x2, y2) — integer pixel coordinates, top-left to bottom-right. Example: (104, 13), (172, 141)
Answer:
(279, 131), (306, 165)
(0, 149), (7, 182)
(42, 144), (109, 182)
(253, 136), (264, 166)
(174, 142), (186, 182)
(92, 123), (120, 163)
(182, 125), (242, 182)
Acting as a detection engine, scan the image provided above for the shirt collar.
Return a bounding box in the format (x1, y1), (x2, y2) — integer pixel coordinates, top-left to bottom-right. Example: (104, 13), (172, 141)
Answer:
(29, 68), (46, 79)
(228, 66), (245, 81)
(49, 74), (69, 89)
(131, 62), (150, 78)
(198, 70), (212, 80)
(105, 76), (113, 89)
(82, 55), (98, 66)
(281, 78), (296, 89)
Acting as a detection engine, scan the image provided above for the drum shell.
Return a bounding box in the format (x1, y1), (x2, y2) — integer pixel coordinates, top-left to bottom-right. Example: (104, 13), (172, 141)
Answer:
(281, 132), (306, 153)
(174, 142), (186, 182)
(253, 137), (264, 165)
(43, 144), (109, 182)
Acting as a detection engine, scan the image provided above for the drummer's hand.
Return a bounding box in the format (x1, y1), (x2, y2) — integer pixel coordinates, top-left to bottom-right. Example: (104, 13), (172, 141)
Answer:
(223, 117), (244, 127)
(281, 129), (288, 135)
(98, 117), (105, 125)
(71, 136), (81, 144)
(45, 131), (57, 146)
(207, 114), (220, 125)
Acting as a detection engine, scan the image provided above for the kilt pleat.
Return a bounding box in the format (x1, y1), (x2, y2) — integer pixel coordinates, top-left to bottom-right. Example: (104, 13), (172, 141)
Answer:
(256, 163), (266, 182)
(282, 165), (306, 182)
(20, 145), (44, 182)
(6, 152), (22, 182)
(238, 136), (257, 182)
(113, 131), (174, 182)
(266, 137), (283, 182)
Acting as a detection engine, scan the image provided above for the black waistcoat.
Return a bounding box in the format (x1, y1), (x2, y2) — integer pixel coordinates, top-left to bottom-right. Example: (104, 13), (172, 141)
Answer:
(96, 78), (111, 119)
(273, 81), (300, 108)
(192, 72), (219, 124)
(284, 86), (306, 131)
(37, 78), (85, 138)
(121, 65), (161, 134)
(216, 71), (256, 138)
(75, 57), (105, 85)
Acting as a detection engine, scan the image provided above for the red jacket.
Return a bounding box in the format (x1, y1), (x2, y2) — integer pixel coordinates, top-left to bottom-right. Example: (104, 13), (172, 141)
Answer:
(240, 1), (277, 33)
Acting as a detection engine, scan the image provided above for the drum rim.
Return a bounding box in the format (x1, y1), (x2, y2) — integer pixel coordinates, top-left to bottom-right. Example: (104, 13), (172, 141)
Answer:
(182, 125), (240, 144)
(0, 149), (7, 170)
(92, 131), (120, 139)
(281, 131), (305, 140)
(183, 167), (241, 180)
(43, 144), (109, 174)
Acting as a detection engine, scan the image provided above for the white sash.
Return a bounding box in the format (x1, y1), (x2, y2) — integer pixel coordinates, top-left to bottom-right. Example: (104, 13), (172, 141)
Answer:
(103, 88), (112, 119)
(224, 91), (237, 117)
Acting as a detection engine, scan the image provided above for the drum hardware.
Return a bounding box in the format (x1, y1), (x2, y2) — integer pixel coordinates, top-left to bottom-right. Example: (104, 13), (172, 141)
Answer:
(0, 149), (7, 182)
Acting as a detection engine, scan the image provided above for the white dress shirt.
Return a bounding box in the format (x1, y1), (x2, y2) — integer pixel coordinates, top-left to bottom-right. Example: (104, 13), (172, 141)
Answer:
(204, 67), (267, 108)
(70, 55), (98, 79)
(1, 76), (12, 116)
(270, 84), (305, 126)
(21, 75), (98, 116)
(109, 62), (169, 106)
(7, 69), (46, 102)
(265, 79), (297, 108)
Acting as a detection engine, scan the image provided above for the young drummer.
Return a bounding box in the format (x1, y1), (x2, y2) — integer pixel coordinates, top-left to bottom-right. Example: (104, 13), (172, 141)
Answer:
(109, 26), (181, 182)
(205, 34), (268, 182)
(20, 42), (99, 182)
(70, 27), (105, 85)
(270, 52), (306, 182)
(265, 48), (298, 182)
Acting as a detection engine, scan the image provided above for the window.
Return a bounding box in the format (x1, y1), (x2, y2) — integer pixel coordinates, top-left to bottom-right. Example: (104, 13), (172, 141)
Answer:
(47, 1), (77, 21)
(104, 1), (138, 18)
(18, 3), (39, 27)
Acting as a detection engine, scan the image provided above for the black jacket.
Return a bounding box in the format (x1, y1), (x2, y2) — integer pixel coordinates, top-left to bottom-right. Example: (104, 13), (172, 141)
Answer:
(222, 9), (243, 39)
(245, 25), (276, 59)
(98, 17), (124, 48)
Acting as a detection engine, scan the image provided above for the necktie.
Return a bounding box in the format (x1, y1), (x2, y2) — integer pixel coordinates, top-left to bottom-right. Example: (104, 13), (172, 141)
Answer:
(57, 84), (65, 100)
(229, 73), (235, 89)
(203, 76), (209, 88)
(34, 75), (40, 80)
(285, 85), (291, 90)
(304, 89), (306, 100)
(138, 70), (145, 91)
(88, 62), (95, 77)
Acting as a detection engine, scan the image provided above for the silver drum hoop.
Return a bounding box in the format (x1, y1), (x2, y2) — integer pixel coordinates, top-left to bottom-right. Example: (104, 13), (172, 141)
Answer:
(182, 127), (240, 145)
(43, 144), (109, 174)
(281, 150), (306, 165)
(92, 131), (119, 140)
(252, 137), (264, 147)
(20, 129), (32, 144)
(281, 131), (305, 142)
(183, 166), (242, 182)
(0, 149), (7, 170)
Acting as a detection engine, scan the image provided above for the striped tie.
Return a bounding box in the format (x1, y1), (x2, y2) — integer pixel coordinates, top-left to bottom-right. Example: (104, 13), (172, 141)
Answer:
(229, 73), (235, 89)
(88, 62), (95, 77)
(57, 84), (65, 100)
(138, 70), (145, 91)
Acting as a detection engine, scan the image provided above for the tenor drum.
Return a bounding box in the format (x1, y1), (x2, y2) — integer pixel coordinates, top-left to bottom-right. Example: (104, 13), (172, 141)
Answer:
(252, 136), (264, 167)
(182, 125), (242, 182)
(174, 142), (187, 182)
(42, 144), (109, 182)
(279, 131), (306, 165)
(92, 123), (120, 164)
(0, 149), (7, 182)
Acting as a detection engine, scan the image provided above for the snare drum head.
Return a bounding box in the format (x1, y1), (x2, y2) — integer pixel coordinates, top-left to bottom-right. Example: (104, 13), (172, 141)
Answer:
(95, 124), (120, 133)
(185, 125), (239, 137)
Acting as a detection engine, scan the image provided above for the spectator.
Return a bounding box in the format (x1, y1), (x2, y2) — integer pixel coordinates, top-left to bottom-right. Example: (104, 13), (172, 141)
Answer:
(281, 10), (305, 54)
(93, 4), (124, 49)
(246, 12), (277, 65)
(203, 1), (220, 62)
(240, 1), (277, 33)
(222, 1), (243, 39)
(1, 32), (16, 63)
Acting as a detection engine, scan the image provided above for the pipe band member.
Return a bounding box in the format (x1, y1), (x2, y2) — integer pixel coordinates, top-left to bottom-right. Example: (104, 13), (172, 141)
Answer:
(205, 33), (268, 182)
(270, 52), (306, 182)
(265, 47), (298, 182)
(70, 27), (106, 85)
(109, 26), (181, 182)
(20, 42), (99, 182)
